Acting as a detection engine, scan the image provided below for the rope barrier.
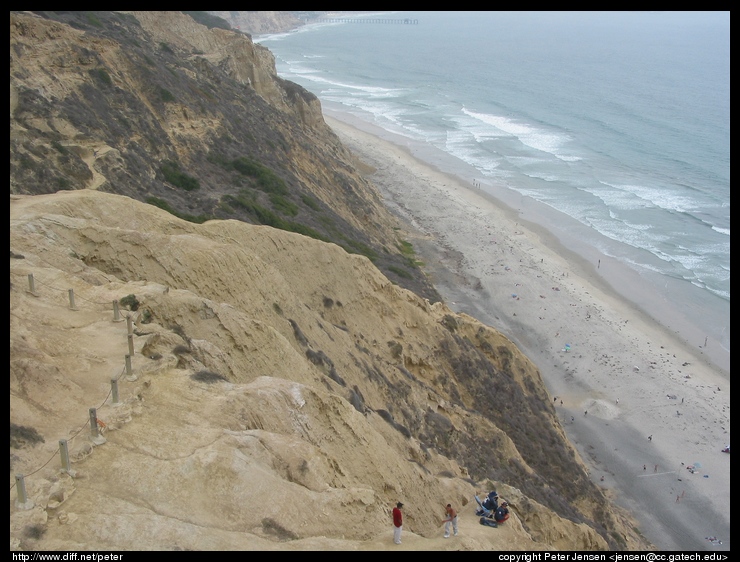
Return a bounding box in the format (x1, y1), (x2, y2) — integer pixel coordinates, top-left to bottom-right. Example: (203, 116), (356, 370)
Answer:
(10, 269), (118, 309)
(10, 269), (139, 495)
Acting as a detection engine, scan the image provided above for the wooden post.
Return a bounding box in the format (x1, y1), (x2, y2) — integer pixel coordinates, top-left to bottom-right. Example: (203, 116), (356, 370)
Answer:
(89, 408), (99, 439)
(126, 314), (133, 335)
(111, 378), (119, 404)
(68, 289), (78, 310)
(14, 474), (28, 504)
(88, 407), (106, 445)
(14, 474), (33, 509)
(113, 300), (124, 322)
(27, 273), (38, 296)
(128, 333), (135, 357)
(125, 354), (132, 377)
(59, 439), (71, 472)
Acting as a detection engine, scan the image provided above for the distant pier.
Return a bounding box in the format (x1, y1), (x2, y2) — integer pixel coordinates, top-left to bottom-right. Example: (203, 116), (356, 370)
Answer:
(307, 18), (419, 25)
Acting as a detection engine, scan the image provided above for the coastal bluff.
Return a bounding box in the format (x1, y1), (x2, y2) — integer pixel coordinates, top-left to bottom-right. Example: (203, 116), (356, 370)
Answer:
(10, 12), (652, 551)
(10, 190), (648, 550)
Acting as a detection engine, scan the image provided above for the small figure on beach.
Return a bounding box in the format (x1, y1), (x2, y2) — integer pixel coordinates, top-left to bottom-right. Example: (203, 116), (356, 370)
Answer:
(705, 536), (723, 545)
(648, 435), (652, 442)
(598, 259), (600, 269)
(616, 398), (619, 405)
(654, 464), (658, 473)
(571, 416), (575, 423)
(643, 464), (646, 471)
(584, 410), (588, 416)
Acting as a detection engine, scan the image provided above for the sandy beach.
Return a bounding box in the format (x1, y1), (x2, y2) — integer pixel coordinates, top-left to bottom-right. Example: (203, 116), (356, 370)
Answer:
(325, 112), (730, 551)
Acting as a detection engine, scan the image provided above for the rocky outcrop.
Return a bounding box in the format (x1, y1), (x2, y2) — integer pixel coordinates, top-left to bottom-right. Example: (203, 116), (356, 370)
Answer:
(129, 11), (303, 116)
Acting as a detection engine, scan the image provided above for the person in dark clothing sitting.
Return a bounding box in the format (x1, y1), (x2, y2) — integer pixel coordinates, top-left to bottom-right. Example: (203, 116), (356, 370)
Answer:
(494, 501), (510, 523)
(475, 491), (499, 517)
(483, 491), (499, 511)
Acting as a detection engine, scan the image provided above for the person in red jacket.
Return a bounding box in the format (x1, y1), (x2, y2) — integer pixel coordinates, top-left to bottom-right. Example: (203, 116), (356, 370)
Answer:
(392, 502), (404, 544)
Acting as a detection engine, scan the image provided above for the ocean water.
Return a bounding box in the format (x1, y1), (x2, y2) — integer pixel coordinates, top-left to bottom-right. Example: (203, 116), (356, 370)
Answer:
(256, 11), (730, 364)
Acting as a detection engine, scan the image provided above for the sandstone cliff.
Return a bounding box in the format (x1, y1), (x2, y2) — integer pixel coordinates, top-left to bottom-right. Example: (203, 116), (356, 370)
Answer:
(9, 11), (653, 552)
(10, 191), (649, 551)
(10, 11), (437, 301)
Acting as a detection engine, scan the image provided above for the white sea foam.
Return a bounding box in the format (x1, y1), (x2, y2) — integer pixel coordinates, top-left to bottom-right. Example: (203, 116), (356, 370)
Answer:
(442, 129), (500, 169)
(589, 186), (654, 211)
(524, 172), (564, 183)
(597, 181), (697, 214)
(287, 72), (404, 98)
(505, 156), (546, 167)
(462, 108), (581, 162)
(450, 112), (509, 141)
(282, 65), (320, 76)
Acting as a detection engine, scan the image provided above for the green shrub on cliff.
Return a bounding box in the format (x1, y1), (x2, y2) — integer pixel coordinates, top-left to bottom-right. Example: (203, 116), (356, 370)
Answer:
(231, 156), (288, 195)
(160, 161), (200, 191)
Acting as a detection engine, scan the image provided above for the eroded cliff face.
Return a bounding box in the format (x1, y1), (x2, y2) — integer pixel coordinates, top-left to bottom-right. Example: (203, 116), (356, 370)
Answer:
(10, 11), (436, 300)
(9, 11), (653, 552)
(129, 11), (318, 122)
(10, 191), (651, 551)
